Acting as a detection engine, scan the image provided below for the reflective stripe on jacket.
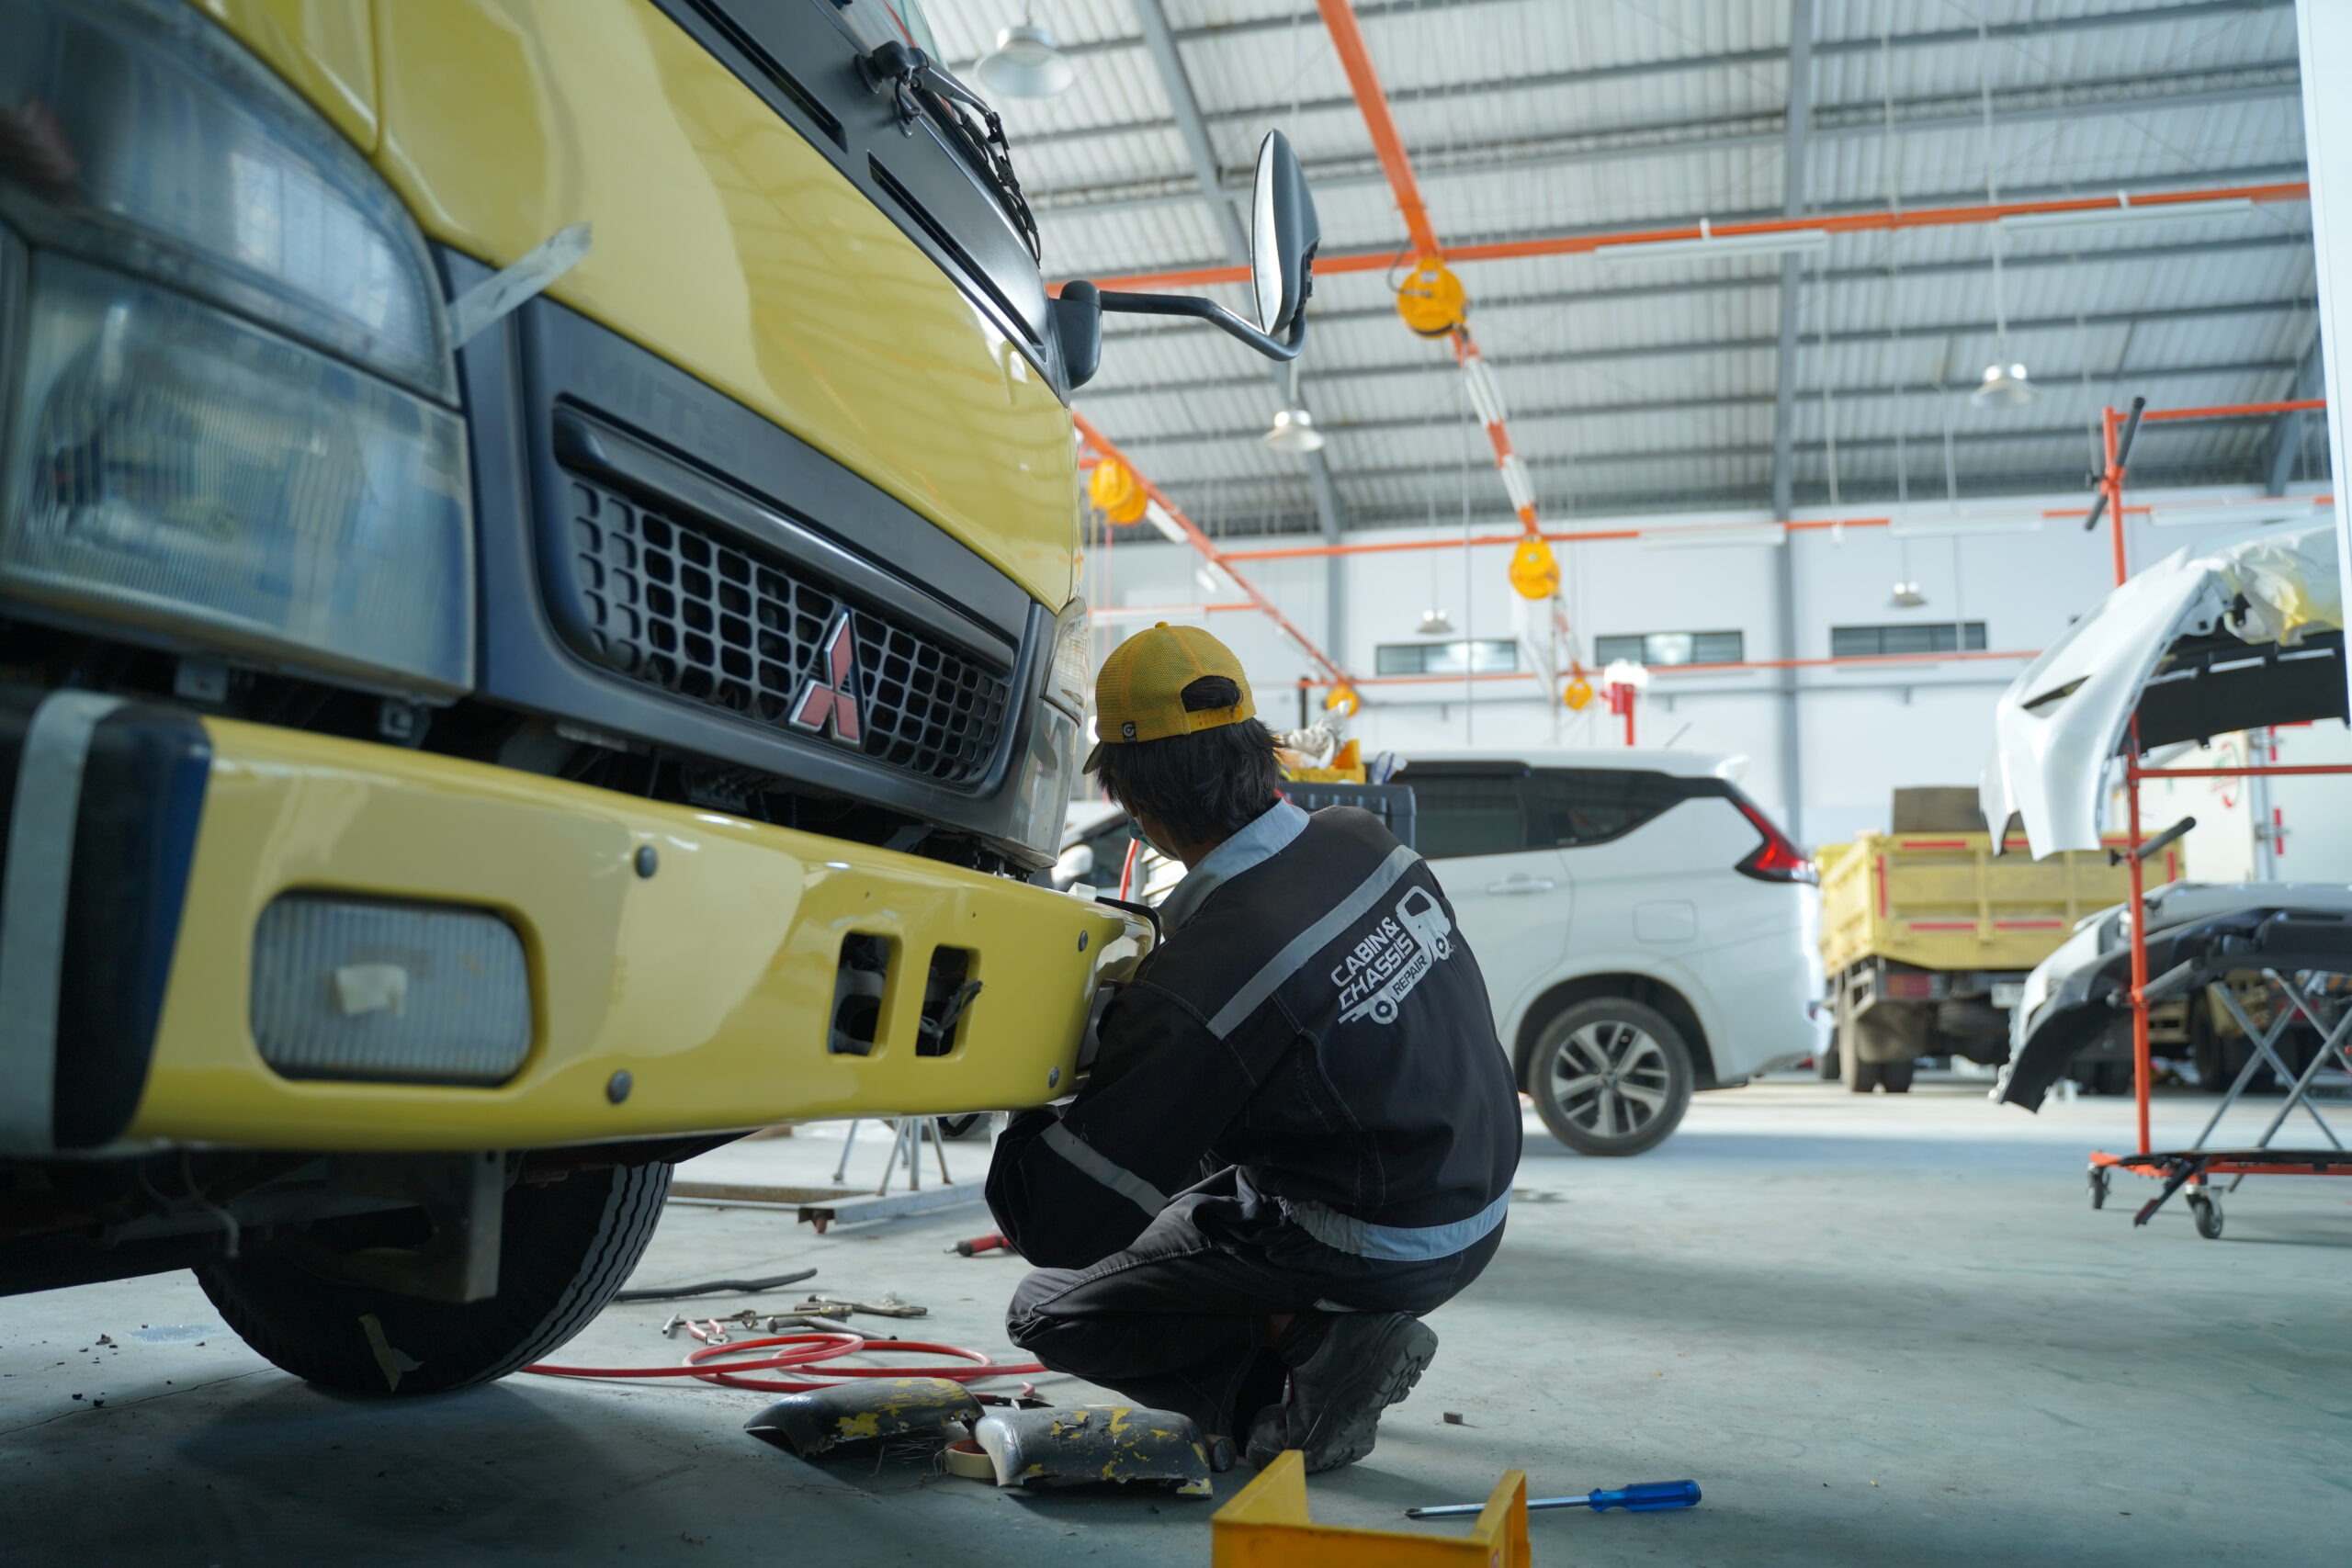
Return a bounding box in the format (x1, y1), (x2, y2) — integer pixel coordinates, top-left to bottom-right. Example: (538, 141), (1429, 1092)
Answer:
(988, 805), (1521, 1269)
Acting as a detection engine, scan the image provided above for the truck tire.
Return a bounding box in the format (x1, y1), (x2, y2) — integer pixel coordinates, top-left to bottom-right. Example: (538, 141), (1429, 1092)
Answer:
(198, 1160), (670, 1395)
(1843, 1001), (1925, 1092)
(1525, 998), (1694, 1156)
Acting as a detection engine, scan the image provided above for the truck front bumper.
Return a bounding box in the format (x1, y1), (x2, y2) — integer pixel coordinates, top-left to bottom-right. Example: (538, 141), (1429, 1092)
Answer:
(0, 695), (1133, 1156)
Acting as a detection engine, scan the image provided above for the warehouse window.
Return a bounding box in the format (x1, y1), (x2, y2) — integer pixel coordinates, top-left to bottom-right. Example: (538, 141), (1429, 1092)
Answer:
(1374, 639), (1520, 676)
(1830, 622), (1987, 658)
(1590, 630), (1744, 667)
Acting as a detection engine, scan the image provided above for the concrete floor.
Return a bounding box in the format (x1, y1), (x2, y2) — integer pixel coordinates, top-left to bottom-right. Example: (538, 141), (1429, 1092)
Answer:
(4, 1080), (2346, 1566)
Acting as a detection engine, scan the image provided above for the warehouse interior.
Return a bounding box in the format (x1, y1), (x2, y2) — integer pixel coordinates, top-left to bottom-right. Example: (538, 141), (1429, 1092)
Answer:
(3, 1), (2349, 1565)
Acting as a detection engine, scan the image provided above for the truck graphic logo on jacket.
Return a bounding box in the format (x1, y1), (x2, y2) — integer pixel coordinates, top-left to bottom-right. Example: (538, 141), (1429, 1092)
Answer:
(1332, 886), (1455, 1025)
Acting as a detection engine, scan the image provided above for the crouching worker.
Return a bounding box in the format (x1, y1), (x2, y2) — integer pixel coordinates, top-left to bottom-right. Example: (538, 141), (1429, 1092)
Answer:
(985, 623), (1521, 1472)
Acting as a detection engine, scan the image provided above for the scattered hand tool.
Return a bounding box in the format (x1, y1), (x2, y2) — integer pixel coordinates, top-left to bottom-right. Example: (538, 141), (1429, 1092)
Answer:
(948, 1231), (1009, 1257)
(1408, 1480), (1701, 1518)
(797, 1294), (926, 1319)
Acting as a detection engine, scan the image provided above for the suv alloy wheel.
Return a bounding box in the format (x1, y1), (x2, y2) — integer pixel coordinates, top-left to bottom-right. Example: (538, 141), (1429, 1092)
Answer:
(1526, 998), (1695, 1156)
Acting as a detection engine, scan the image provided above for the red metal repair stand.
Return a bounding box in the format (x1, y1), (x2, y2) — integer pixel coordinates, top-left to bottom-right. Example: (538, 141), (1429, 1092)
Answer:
(2078, 397), (2352, 1236)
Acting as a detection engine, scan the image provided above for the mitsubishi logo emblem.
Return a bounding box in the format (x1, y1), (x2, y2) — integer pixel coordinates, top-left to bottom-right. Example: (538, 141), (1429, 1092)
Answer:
(788, 611), (864, 746)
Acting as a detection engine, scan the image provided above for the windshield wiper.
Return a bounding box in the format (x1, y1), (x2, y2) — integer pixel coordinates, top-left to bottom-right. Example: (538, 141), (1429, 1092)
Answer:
(858, 39), (1041, 264)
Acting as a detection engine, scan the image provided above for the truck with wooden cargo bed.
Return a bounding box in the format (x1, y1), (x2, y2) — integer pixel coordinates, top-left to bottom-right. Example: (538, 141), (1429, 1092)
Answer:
(1817, 789), (2133, 1092)
(0, 0), (1317, 1392)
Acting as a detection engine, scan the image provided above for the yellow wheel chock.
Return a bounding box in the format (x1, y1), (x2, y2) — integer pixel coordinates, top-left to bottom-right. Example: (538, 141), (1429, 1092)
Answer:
(1211, 1450), (1532, 1566)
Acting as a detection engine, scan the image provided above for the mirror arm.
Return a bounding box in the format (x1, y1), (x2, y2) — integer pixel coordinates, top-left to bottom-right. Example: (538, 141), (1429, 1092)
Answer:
(1095, 290), (1306, 362)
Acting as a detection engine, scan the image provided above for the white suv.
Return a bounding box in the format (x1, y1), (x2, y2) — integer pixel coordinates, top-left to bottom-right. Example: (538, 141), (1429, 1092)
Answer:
(1394, 750), (1826, 1155)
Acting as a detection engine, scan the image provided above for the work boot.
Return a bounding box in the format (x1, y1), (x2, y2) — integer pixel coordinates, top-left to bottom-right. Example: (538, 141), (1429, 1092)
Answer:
(1243, 1312), (1438, 1472)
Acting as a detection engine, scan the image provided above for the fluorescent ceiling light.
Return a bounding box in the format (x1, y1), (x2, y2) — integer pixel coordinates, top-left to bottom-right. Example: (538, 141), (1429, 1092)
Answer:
(1597, 227), (1830, 264)
(1887, 513), (2044, 538)
(1498, 454), (1537, 513)
(2147, 498), (2327, 527)
(1997, 196), (2255, 233)
(1638, 525), (1787, 548)
(1140, 500), (1188, 544)
(1460, 356), (1509, 427)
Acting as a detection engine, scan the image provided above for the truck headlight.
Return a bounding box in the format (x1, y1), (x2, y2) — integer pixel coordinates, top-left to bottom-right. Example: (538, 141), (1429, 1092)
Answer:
(0, 0), (471, 695)
(1010, 599), (1091, 863)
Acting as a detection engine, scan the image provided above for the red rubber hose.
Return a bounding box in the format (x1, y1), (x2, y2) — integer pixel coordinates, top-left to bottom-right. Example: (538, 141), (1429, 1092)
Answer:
(523, 1333), (1047, 1395)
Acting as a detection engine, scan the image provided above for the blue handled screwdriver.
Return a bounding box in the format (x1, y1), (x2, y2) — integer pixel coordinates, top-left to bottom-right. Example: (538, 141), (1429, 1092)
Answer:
(1407, 1480), (1701, 1519)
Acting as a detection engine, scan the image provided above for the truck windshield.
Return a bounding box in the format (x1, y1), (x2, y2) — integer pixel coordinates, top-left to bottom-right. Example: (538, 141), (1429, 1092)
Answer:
(842, 2), (1039, 265)
(836, 0), (940, 56)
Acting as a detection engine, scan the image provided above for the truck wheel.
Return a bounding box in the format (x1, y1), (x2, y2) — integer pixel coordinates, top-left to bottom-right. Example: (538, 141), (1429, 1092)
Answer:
(1526, 998), (1694, 1156)
(1843, 1003), (1922, 1093)
(1816, 1043), (1841, 1080)
(2082, 1061), (2134, 1096)
(198, 1160), (670, 1395)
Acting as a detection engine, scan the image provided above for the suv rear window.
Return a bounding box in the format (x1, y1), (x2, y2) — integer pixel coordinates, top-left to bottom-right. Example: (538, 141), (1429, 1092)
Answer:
(1397, 764), (1713, 858)
(1527, 770), (1693, 847)
(1400, 773), (1526, 859)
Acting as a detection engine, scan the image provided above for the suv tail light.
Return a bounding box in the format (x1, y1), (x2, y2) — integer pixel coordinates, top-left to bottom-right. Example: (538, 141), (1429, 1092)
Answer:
(1730, 794), (1816, 885)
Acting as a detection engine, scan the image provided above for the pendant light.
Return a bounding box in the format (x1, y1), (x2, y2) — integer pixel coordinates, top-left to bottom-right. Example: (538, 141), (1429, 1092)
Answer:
(1415, 608), (1453, 636)
(1264, 365), (1326, 453)
(1968, 24), (2034, 410)
(975, 16), (1074, 99)
(1973, 359), (2036, 409)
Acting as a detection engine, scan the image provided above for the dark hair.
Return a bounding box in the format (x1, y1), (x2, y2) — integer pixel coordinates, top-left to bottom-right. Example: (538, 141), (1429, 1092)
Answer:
(1096, 676), (1283, 847)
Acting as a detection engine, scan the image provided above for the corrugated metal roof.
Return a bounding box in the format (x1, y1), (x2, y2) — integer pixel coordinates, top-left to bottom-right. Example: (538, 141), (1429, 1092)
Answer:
(930, 0), (2322, 534)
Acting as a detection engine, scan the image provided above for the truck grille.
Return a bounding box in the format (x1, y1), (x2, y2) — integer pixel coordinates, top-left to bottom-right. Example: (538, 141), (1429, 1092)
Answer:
(559, 474), (1012, 789)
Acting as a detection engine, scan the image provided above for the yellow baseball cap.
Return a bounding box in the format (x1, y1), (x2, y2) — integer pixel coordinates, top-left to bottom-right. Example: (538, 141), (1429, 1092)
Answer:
(1084, 622), (1256, 772)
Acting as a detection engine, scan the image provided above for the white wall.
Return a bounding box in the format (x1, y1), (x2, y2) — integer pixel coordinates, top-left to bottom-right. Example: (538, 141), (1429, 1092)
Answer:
(1083, 482), (2333, 850)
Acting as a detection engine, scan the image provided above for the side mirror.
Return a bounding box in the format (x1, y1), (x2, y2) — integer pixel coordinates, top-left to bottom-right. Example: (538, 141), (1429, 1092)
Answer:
(1250, 130), (1318, 338)
(1058, 130), (1319, 368)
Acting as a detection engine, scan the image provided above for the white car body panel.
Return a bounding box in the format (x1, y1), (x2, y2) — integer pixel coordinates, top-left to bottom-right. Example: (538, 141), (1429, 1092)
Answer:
(1982, 522), (2342, 858)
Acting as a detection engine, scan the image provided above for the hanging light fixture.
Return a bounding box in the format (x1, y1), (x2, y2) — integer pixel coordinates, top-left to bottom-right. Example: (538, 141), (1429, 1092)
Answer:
(974, 17), (1074, 99)
(1415, 608), (1453, 636)
(1889, 581), (1928, 608)
(1968, 35), (2034, 411)
(1973, 360), (2036, 408)
(1264, 363), (1326, 453)
(1263, 407), (1325, 453)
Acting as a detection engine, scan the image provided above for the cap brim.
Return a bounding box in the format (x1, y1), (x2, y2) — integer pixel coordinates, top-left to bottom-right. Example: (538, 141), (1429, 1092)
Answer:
(1081, 740), (1104, 773)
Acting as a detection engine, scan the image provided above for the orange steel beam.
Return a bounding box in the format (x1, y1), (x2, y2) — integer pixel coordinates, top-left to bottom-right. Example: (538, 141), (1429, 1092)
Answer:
(1070, 181), (2312, 294)
(1315, 0), (1441, 260)
(1214, 503), (2160, 561)
(1315, 0), (1542, 535)
(1314, 647), (2040, 686)
(1073, 412), (1353, 687)
(2142, 396), (2325, 423)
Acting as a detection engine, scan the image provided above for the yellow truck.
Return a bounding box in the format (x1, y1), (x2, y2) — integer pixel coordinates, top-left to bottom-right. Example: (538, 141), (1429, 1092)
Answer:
(1818, 791), (2133, 1093)
(0, 0), (1315, 1392)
